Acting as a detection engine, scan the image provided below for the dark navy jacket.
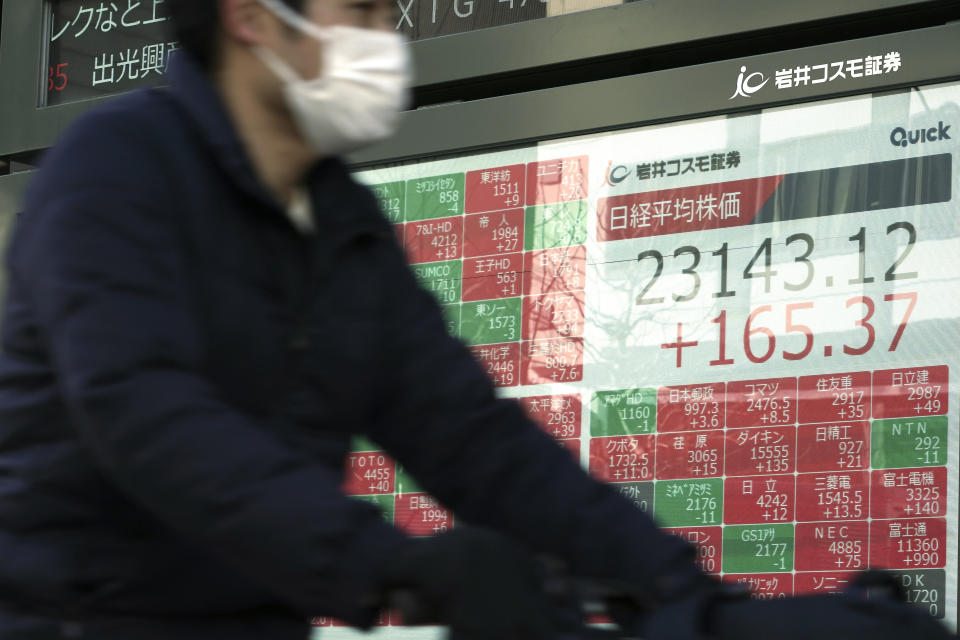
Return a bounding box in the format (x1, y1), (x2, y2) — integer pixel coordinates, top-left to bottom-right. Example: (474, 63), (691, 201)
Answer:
(0, 53), (693, 637)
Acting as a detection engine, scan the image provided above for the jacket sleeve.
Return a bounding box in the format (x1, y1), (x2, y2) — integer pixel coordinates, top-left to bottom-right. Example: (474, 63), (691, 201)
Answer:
(11, 172), (407, 624)
(368, 240), (701, 603)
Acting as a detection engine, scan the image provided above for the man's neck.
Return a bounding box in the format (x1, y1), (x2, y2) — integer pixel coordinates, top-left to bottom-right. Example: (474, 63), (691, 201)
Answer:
(214, 58), (317, 207)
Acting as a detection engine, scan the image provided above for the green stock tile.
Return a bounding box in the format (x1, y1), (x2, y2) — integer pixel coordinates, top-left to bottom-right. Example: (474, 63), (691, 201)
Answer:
(406, 173), (465, 221)
(369, 181), (405, 223)
(442, 303), (462, 338)
(872, 417), (948, 468)
(524, 201), (588, 251)
(354, 494), (395, 523)
(653, 478), (723, 527)
(350, 436), (380, 452)
(460, 297), (521, 346)
(395, 466), (423, 495)
(591, 389), (657, 436)
(722, 525), (795, 573)
(412, 260), (462, 305)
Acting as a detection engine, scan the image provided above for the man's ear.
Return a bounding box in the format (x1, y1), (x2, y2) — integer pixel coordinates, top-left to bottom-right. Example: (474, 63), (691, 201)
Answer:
(219, 0), (274, 45)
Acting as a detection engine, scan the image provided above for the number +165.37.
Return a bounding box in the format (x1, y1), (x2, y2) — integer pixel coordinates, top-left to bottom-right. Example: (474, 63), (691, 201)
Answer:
(657, 292), (919, 368)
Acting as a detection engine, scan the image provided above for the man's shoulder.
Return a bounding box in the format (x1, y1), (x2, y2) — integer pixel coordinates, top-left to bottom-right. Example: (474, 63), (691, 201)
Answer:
(32, 88), (185, 200)
(59, 87), (178, 147)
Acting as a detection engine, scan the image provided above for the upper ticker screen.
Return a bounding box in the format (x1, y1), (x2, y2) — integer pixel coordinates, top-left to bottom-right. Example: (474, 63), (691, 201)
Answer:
(43, 0), (173, 106)
(334, 80), (960, 637)
(41, 0), (632, 106)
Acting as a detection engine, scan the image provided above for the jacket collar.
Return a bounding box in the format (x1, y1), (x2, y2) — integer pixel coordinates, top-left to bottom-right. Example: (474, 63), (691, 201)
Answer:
(305, 158), (393, 243)
(165, 51), (276, 210)
(165, 52), (389, 243)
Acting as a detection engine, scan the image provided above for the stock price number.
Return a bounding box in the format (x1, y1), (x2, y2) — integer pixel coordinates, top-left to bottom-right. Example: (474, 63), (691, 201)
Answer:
(683, 400), (721, 429)
(635, 221), (917, 305)
(661, 292), (917, 368)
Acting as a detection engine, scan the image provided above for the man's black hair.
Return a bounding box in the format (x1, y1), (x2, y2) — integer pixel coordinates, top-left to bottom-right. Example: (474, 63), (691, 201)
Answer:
(167, 0), (306, 72)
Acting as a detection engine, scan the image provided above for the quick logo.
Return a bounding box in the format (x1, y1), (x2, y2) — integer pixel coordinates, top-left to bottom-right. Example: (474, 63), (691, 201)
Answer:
(890, 122), (952, 147)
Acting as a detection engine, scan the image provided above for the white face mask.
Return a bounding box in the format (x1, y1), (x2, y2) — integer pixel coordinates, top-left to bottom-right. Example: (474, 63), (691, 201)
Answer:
(253, 0), (412, 156)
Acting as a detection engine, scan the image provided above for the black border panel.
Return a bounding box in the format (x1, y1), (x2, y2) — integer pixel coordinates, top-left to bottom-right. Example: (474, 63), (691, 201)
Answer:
(2, 0), (957, 157)
(350, 22), (960, 166)
(411, 0), (956, 89)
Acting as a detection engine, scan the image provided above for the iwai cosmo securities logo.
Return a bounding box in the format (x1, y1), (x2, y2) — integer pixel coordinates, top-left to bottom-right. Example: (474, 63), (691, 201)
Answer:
(730, 65), (768, 99)
(729, 51), (903, 100)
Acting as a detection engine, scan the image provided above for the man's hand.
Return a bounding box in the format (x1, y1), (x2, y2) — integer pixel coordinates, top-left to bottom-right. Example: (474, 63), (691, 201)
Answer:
(639, 571), (954, 640)
(382, 528), (558, 640)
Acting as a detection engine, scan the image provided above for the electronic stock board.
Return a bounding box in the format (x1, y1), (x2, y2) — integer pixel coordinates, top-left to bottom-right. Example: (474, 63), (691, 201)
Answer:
(328, 77), (960, 637)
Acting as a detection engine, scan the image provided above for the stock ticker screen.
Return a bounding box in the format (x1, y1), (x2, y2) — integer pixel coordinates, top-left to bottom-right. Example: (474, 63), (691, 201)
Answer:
(327, 80), (960, 637)
(43, 0), (173, 106)
(40, 0), (630, 106)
